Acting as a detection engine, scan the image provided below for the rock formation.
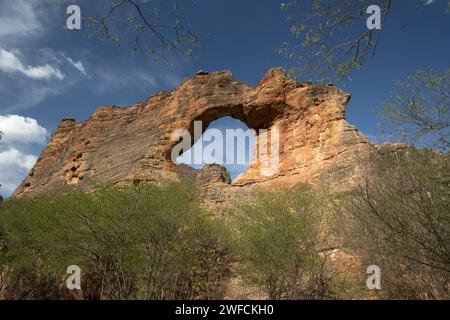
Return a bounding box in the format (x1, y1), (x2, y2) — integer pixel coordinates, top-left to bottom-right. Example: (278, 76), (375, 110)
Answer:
(13, 68), (389, 200)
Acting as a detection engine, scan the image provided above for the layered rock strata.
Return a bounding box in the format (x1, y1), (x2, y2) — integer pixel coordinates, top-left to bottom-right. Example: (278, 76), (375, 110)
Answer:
(14, 68), (388, 200)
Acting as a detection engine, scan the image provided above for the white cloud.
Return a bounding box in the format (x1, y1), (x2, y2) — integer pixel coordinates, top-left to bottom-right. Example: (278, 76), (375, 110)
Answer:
(0, 147), (38, 195)
(0, 85), (59, 113)
(0, 48), (72, 112)
(0, 48), (65, 80)
(95, 66), (160, 92)
(0, 147), (37, 170)
(93, 53), (187, 94)
(62, 53), (89, 77)
(0, 115), (48, 197)
(0, 0), (43, 43)
(0, 115), (48, 144)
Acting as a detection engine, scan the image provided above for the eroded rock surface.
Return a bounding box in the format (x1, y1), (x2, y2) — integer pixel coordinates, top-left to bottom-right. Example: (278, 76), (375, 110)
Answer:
(14, 68), (387, 199)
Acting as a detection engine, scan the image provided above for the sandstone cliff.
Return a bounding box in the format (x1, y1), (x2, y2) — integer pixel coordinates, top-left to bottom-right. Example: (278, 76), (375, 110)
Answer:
(13, 68), (391, 200)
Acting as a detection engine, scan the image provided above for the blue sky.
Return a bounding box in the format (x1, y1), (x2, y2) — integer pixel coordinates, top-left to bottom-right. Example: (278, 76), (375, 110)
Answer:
(0, 0), (449, 197)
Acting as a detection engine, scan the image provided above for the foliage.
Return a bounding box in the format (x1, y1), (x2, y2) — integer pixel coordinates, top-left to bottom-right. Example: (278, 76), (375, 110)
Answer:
(0, 182), (229, 300)
(0, 131), (3, 202)
(278, 0), (449, 81)
(337, 149), (450, 299)
(379, 68), (450, 152)
(229, 184), (335, 299)
(0, 232), (8, 299)
(59, 0), (200, 63)
(1, 153), (448, 299)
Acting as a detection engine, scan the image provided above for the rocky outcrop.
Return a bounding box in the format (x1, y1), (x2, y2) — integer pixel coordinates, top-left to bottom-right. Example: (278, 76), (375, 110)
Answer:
(196, 164), (232, 186)
(13, 68), (387, 199)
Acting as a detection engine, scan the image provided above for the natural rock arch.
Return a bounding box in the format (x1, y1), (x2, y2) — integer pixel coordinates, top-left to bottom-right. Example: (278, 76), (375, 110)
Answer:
(13, 68), (387, 199)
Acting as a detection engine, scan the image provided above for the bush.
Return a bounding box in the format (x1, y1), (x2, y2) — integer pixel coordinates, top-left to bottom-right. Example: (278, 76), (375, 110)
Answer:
(338, 149), (449, 299)
(0, 182), (230, 300)
(229, 184), (335, 299)
(0, 241), (8, 299)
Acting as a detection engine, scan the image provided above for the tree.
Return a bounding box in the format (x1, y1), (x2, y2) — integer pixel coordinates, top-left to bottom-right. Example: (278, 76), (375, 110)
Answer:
(60, 0), (200, 63)
(338, 149), (449, 299)
(0, 218), (8, 299)
(229, 184), (335, 299)
(278, 0), (449, 81)
(0, 132), (3, 202)
(0, 182), (230, 299)
(379, 68), (450, 152)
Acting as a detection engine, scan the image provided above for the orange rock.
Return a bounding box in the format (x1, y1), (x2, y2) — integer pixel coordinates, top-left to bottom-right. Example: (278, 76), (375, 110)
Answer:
(13, 68), (398, 199)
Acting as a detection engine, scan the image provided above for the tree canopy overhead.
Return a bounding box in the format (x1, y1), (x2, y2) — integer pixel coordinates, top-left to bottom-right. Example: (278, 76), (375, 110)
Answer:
(278, 0), (449, 82)
(62, 0), (200, 63)
(379, 68), (450, 151)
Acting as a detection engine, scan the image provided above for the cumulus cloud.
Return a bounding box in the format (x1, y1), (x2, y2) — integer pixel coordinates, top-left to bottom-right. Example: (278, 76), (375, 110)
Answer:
(0, 147), (37, 171)
(0, 147), (37, 195)
(0, 48), (65, 80)
(0, 115), (48, 144)
(0, 115), (48, 197)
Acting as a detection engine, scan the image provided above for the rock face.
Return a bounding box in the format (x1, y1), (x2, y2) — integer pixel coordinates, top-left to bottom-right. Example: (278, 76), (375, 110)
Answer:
(196, 164), (232, 186)
(14, 68), (383, 199)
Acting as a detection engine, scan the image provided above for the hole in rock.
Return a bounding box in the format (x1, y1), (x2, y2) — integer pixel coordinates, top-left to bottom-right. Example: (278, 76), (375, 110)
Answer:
(176, 116), (257, 181)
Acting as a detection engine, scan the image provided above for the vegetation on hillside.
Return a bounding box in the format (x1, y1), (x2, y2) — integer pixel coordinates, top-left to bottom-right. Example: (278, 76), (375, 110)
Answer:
(228, 185), (339, 299)
(0, 182), (229, 299)
(0, 148), (448, 299)
(336, 149), (449, 299)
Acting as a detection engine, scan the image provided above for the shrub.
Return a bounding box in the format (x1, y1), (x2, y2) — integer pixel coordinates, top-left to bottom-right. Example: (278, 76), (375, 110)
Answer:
(229, 184), (335, 299)
(338, 149), (449, 299)
(0, 182), (230, 300)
